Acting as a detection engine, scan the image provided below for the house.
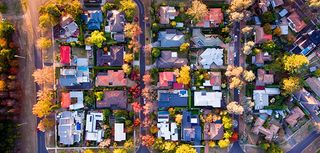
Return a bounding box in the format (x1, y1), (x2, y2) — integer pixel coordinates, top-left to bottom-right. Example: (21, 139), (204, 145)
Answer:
(203, 122), (224, 140)
(158, 111), (170, 123)
(199, 48), (224, 69)
(259, 0), (270, 13)
(194, 91), (222, 107)
(96, 46), (124, 66)
(156, 51), (188, 69)
(196, 8), (223, 27)
(85, 112), (104, 142)
(293, 88), (320, 122)
(256, 69), (274, 86)
(158, 71), (184, 89)
(253, 88), (280, 110)
(290, 29), (320, 55)
(159, 6), (178, 24)
(192, 29), (224, 47)
(58, 111), (83, 145)
(61, 91), (84, 110)
(255, 26), (272, 44)
(285, 107), (305, 127)
(106, 10), (126, 42)
(59, 58), (90, 88)
(54, 15), (79, 39)
(157, 29), (185, 47)
(60, 46), (71, 65)
(252, 115), (280, 141)
(158, 90), (188, 108)
(157, 122), (179, 141)
(95, 70), (127, 87)
(181, 111), (202, 145)
(279, 9), (288, 18)
(203, 72), (222, 91)
(306, 77), (320, 97)
(115, 123), (126, 141)
(279, 18), (289, 35)
(96, 90), (127, 109)
(252, 52), (272, 66)
(271, 0), (284, 7)
(84, 10), (103, 31)
(287, 11), (307, 33)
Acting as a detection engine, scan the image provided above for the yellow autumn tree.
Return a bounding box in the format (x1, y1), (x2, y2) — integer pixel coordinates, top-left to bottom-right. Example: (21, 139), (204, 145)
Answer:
(218, 139), (230, 148)
(162, 141), (176, 153)
(37, 117), (55, 132)
(179, 42), (190, 52)
(124, 23), (142, 39)
(124, 53), (134, 63)
(124, 139), (134, 152)
(223, 130), (233, 139)
(229, 77), (244, 89)
(32, 100), (52, 118)
(176, 65), (191, 85)
(186, 0), (208, 23)
(119, 0), (136, 19)
(176, 144), (196, 153)
(222, 115), (233, 129)
(175, 114), (183, 125)
(32, 67), (54, 85)
(282, 77), (301, 95)
(308, 0), (320, 7)
(226, 101), (244, 115)
(128, 39), (141, 53)
(209, 141), (216, 148)
(37, 37), (52, 50)
(243, 70), (256, 82)
(283, 54), (309, 74)
(83, 149), (95, 153)
(229, 0), (254, 12)
(37, 88), (53, 102)
(122, 64), (132, 75)
(86, 31), (106, 48)
(113, 148), (127, 153)
(0, 80), (6, 91)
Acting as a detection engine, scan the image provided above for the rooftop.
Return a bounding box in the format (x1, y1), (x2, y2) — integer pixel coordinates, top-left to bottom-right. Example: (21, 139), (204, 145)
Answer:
(96, 90), (127, 109)
(156, 51), (188, 69)
(60, 46), (71, 65)
(196, 8), (223, 27)
(158, 29), (185, 47)
(106, 10), (125, 33)
(194, 91), (222, 107)
(61, 91), (84, 110)
(158, 90), (188, 108)
(287, 11), (307, 33)
(192, 29), (224, 47)
(95, 70), (127, 87)
(203, 122), (224, 140)
(199, 48), (224, 69)
(285, 107), (305, 127)
(159, 6), (178, 24)
(96, 46), (124, 66)
(114, 123), (126, 141)
(255, 26), (272, 44)
(85, 112), (104, 142)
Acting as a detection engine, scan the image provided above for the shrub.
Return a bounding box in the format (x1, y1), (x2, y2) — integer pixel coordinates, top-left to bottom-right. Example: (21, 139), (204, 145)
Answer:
(95, 91), (104, 101)
(151, 48), (160, 58)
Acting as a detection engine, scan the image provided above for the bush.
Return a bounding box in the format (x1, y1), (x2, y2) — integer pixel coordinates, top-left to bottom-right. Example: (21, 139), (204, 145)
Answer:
(151, 48), (160, 58)
(262, 11), (276, 24)
(95, 91), (104, 101)
(84, 95), (95, 108)
(0, 2), (8, 13)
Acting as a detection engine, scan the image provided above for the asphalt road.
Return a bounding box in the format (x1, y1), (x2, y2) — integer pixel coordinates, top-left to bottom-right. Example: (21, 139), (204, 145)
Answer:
(287, 131), (320, 153)
(228, 21), (245, 153)
(133, 0), (149, 152)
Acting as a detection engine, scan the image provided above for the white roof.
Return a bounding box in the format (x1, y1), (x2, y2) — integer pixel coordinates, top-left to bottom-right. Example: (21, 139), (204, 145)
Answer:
(63, 21), (78, 37)
(170, 123), (178, 141)
(69, 91), (84, 110)
(61, 68), (76, 75)
(85, 112), (103, 142)
(115, 123), (126, 141)
(157, 123), (170, 140)
(253, 90), (269, 110)
(200, 48), (224, 69)
(176, 22), (184, 28)
(194, 91), (222, 107)
(85, 45), (92, 51)
(77, 58), (88, 66)
(265, 88), (280, 95)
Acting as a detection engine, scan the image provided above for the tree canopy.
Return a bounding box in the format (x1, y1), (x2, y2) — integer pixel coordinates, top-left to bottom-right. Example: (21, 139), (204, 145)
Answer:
(186, 0), (208, 23)
(86, 31), (106, 48)
(283, 54), (309, 74)
(0, 20), (14, 38)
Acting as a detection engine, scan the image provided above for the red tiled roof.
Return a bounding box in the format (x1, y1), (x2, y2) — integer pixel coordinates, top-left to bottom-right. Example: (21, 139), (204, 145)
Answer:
(60, 46), (71, 64)
(197, 8), (223, 27)
(255, 26), (272, 43)
(173, 82), (184, 89)
(159, 72), (175, 87)
(287, 12), (307, 32)
(95, 70), (127, 86)
(61, 92), (71, 109)
(256, 86), (265, 90)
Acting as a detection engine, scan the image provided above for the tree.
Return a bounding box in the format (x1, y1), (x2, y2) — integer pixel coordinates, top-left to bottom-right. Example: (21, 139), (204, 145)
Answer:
(131, 102), (141, 113)
(162, 141), (176, 153)
(171, 21), (177, 27)
(64, 0), (83, 18)
(229, 12), (245, 22)
(273, 27), (282, 36)
(209, 141), (216, 148)
(37, 117), (55, 132)
(122, 64), (132, 75)
(98, 139), (111, 148)
(179, 43), (190, 52)
(39, 14), (53, 28)
(141, 135), (155, 147)
(262, 40), (276, 53)
(0, 2), (8, 13)
(243, 70), (255, 82)
(0, 48), (14, 59)
(84, 95), (95, 107)
(37, 37), (52, 50)
(32, 67), (54, 85)
(176, 144), (196, 153)
(308, 0), (320, 7)
(143, 74), (152, 85)
(113, 148), (127, 153)
(37, 88), (53, 102)
(229, 0), (254, 12)
(227, 102), (244, 115)
(262, 11), (276, 24)
(0, 80), (6, 91)
(150, 125), (159, 134)
(283, 54), (309, 74)
(83, 149), (95, 153)
(222, 115), (232, 129)
(241, 26), (253, 34)
(314, 69), (320, 77)
(175, 114), (183, 125)
(95, 91), (104, 101)
(186, 0), (208, 23)
(225, 65), (243, 77)
(124, 139), (134, 152)
(39, 4), (61, 28)
(124, 53), (134, 63)
(86, 31), (106, 48)
(119, 0), (136, 20)
(282, 77), (301, 95)
(0, 20), (14, 38)
(218, 139), (230, 148)
(263, 23), (272, 34)
(267, 143), (284, 153)
(229, 77), (244, 89)
(176, 65), (191, 85)
(223, 130), (233, 139)
(243, 41), (255, 55)
(32, 100), (52, 118)
(143, 102), (153, 115)
(124, 23), (142, 39)
(152, 48), (160, 58)
(102, 3), (116, 12)
(128, 39), (141, 53)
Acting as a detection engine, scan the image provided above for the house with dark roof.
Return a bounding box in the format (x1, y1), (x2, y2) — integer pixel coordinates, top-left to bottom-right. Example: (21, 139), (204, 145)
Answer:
(181, 110), (202, 145)
(54, 15), (79, 39)
(252, 52), (272, 66)
(157, 29), (185, 47)
(290, 29), (320, 55)
(251, 115), (280, 141)
(203, 122), (224, 140)
(96, 90), (127, 109)
(192, 29), (224, 47)
(285, 107), (305, 127)
(96, 46), (124, 66)
(106, 10), (126, 42)
(196, 8), (223, 27)
(158, 90), (188, 108)
(203, 72), (222, 90)
(287, 11), (307, 33)
(256, 69), (274, 86)
(95, 70), (127, 87)
(305, 77), (320, 97)
(84, 10), (103, 31)
(156, 51), (188, 69)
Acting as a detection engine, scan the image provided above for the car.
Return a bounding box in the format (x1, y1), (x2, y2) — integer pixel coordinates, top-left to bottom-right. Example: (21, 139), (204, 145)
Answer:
(134, 16), (139, 22)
